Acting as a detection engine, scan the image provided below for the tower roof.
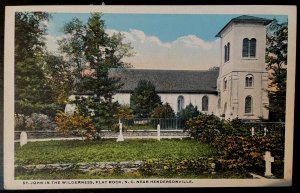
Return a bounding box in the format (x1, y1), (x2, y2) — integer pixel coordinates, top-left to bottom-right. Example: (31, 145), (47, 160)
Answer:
(215, 15), (273, 37)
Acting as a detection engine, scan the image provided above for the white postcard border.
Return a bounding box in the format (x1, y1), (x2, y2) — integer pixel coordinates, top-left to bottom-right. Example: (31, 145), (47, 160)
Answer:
(3, 5), (297, 189)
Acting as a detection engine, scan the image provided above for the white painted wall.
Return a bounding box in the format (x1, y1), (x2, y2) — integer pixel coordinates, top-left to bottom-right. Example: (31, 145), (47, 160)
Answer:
(159, 93), (218, 114)
(112, 93), (218, 114)
(218, 22), (269, 120)
(112, 93), (131, 105)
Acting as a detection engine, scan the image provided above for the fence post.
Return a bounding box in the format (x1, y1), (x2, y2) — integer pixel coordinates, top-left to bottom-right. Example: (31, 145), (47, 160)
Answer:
(157, 124), (161, 141)
(251, 127), (255, 136)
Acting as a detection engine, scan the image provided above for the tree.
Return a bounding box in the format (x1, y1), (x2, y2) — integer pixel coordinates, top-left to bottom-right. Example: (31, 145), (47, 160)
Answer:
(57, 18), (86, 91)
(44, 54), (75, 106)
(59, 13), (133, 130)
(176, 103), (200, 121)
(15, 12), (57, 117)
(130, 80), (162, 118)
(266, 20), (288, 122)
(150, 103), (175, 119)
(113, 105), (134, 120)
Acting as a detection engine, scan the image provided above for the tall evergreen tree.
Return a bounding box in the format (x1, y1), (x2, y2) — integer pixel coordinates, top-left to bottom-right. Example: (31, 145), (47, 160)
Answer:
(59, 13), (133, 130)
(15, 12), (56, 116)
(57, 17), (86, 90)
(130, 80), (162, 118)
(266, 20), (288, 122)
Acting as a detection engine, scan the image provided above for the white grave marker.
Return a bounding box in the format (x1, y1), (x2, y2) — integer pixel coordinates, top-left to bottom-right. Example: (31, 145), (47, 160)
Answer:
(157, 124), (161, 141)
(116, 120), (124, 142)
(264, 151), (274, 177)
(20, 131), (28, 147)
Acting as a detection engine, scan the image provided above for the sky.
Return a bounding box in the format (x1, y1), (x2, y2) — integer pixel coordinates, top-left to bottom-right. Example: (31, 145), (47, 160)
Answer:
(46, 13), (288, 70)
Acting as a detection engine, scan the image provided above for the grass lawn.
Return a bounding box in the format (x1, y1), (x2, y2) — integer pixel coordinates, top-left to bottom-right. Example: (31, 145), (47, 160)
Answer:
(15, 138), (216, 165)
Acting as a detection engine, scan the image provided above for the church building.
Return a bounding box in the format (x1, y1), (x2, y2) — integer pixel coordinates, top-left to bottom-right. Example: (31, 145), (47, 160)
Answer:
(66, 15), (272, 120)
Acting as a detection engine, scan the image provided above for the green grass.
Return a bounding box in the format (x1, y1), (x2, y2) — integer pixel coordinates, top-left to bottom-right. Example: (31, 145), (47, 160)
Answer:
(15, 170), (250, 180)
(15, 139), (216, 165)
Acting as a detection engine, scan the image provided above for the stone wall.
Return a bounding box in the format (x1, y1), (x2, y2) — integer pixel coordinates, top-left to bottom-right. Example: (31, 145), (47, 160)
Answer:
(15, 161), (143, 174)
(15, 130), (190, 140)
(15, 159), (216, 175)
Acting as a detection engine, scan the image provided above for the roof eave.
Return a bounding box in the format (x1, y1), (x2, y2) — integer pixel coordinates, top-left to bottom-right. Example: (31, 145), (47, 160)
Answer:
(117, 90), (218, 94)
(215, 19), (273, 38)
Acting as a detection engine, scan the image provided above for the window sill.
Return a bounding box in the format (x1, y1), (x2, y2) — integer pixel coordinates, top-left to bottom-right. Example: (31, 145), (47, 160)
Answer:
(242, 57), (257, 60)
(244, 87), (254, 89)
(244, 113), (254, 116)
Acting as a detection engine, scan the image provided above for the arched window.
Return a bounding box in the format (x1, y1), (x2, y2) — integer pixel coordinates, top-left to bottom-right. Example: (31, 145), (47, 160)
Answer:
(250, 38), (256, 57)
(242, 38), (249, 57)
(242, 38), (256, 58)
(223, 78), (227, 90)
(202, 96), (208, 111)
(245, 74), (253, 87)
(177, 95), (184, 112)
(245, 96), (252, 113)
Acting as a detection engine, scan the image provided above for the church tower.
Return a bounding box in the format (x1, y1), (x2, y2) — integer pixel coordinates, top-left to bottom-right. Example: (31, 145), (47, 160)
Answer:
(216, 15), (272, 120)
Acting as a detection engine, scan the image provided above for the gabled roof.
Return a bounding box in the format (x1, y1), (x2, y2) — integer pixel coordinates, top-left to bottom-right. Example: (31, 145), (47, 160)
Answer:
(110, 68), (219, 94)
(216, 15), (273, 37)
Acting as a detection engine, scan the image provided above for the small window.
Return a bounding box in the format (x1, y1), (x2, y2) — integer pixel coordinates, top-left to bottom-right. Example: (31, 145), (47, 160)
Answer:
(218, 93), (221, 109)
(227, 42), (230, 62)
(177, 95), (184, 112)
(245, 96), (252, 113)
(224, 45), (227, 62)
(223, 78), (227, 90)
(202, 96), (208, 111)
(245, 74), (253, 87)
(242, 38), (256, 58)
(224, 43), (230, 62)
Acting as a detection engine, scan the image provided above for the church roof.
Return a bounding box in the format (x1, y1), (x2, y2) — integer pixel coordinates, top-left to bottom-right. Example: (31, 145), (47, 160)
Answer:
(110, 68), (219, 94)
(216, 15), (273, 37)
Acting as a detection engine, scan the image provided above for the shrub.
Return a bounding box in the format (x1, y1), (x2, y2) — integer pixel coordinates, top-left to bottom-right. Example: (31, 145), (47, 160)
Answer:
(113, 105), (134, 120)
(213, 134), (284, 176)
(187, 115), (284, 176)
(15, 113), (55, 131)
(150, 103), (175, 119)
(222, 118), (249, 136)
(111, 123), (128, 132)
(187, 114), (224, 143)
(55, 112), (97, 140)
(176, 103), (200, 121)
(15, 114), (27, 131)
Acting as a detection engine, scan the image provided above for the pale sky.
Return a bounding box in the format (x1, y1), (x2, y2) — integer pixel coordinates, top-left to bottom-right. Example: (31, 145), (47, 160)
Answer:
(45, 13), (287, 70)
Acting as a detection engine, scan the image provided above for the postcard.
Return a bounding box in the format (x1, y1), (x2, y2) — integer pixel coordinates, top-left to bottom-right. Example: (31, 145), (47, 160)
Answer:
(3, 5), (296, 189)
